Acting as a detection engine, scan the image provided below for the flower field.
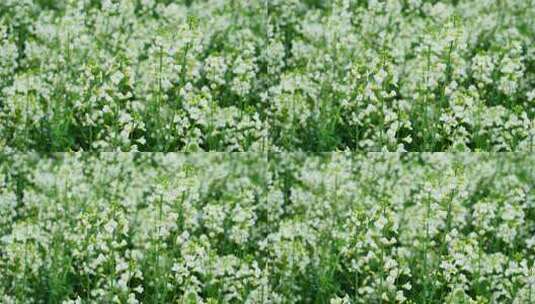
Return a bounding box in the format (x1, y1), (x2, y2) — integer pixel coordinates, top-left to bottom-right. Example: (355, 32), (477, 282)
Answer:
(1, 153), (534, 303)
(268, 0), (535, 151)
(0, 0), (534, 151)
(1, 1), (535, 303)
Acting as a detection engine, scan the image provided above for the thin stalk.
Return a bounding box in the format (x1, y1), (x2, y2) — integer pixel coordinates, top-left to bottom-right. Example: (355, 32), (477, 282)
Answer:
(157, 45), (163, 150)
(423, 193), (432, 303)
(379, 198), (388, 303)
(530, 125), (533, 152)
(440, 25), (456, 148)
(441, 189), (455, 256)
(209, 97), (215, 150)
(155, 194), (164, 302)
(108, 209), (116, 303)
(113, 88), (120, 149)
(424, 44), (432, 150)
(355, 110), (360, 151)
(25, 77), (30, 147)
(380, 43), (387, 150)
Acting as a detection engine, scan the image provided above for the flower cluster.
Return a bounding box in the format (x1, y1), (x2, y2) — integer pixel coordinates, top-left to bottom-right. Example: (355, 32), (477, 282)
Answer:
(0, 153), (271, 303)
(1, 153), (534, 303)
(0, 0), (268, 151)
(267, 0), (535, 151)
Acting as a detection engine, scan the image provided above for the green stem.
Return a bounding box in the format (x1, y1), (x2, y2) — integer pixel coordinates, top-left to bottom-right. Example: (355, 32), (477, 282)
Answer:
(157, 45), (163, 150)
(423, 193), (432, 303)
(424, 44), (432, 151)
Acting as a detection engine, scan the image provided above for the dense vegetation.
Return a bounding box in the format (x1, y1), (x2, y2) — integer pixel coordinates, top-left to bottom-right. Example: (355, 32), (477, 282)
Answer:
(1, 1), (534, 303)
(1, 153), (534, 303)
(0, 0), (268, 151)
(0, 1), (534, 151)
(268, 0), (535, 151)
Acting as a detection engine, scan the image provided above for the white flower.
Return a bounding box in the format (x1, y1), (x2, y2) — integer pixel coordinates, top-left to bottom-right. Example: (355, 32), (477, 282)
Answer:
(527, 90), (535, 102)
(111, 71), (124, 86)
(127, 293), (139, 304)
